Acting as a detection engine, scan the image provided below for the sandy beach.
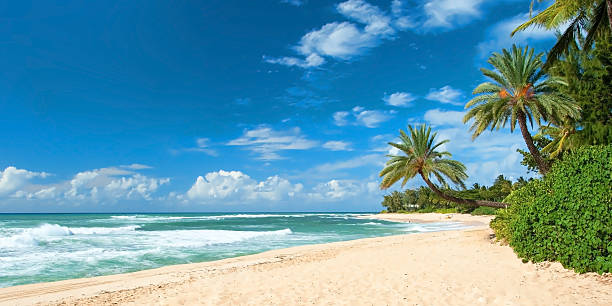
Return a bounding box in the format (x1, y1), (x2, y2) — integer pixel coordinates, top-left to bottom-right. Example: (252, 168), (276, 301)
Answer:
(1, 213), (610, 306)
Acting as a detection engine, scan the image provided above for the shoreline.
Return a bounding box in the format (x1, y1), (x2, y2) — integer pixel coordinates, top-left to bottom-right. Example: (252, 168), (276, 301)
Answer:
(358, 212), (495, 226)
(1, 213), (610, 305)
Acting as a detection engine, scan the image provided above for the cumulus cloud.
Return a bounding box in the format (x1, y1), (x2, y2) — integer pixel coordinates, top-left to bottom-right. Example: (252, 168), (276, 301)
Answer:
(63, 167), (170, 202)
(184, 170), (381, 204)
(425, 85), (464, 105)
(7, 165), (169, 203)
(323, 140), (353, 151)
(0, 166), (49, 197)
(477, 12), (557, 58)
(333, 106), (395, 128)
(383, 91), (416, 107)
(227, 126), (318, 160)
(266, 0), (415, 68)
(186, 170), (303, 203)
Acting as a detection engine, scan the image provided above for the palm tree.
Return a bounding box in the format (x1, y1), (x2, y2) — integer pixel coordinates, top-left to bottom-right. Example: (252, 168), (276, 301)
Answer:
(379, 124), (507, 208)
(536, 119), (583, 158)
(511, 0), (611, 66)
(464, 45), (580, 175)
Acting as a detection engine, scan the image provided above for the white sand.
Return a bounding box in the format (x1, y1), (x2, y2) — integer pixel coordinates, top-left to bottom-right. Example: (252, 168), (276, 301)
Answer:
(0, 213), (610, 305)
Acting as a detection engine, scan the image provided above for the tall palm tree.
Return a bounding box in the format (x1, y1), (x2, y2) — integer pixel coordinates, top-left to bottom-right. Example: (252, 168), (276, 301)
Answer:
(512, 0), (611, 66)
(464, 45), (580, 175)
(379, 124), (507, 208)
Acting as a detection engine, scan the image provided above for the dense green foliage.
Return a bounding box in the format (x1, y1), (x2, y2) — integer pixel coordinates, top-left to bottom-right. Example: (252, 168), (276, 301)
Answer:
(549, 36), (612, 146)
(517, 36), (611, 171)
(491, 145), (612, 274)
(381, 175), (521, 214)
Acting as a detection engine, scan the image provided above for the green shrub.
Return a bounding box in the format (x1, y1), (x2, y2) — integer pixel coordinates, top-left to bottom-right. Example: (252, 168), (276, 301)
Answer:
(470, 206), (498, 215)
(491, 180), (542, 242)
(493, 145), (611, 274)
(380, 210), (388, 214)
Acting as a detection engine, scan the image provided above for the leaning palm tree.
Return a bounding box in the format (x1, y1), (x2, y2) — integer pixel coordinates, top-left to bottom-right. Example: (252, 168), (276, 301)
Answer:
(379, 124), (507, 208)
(512, 0), (611, 66)
(464, 45), (580, 175)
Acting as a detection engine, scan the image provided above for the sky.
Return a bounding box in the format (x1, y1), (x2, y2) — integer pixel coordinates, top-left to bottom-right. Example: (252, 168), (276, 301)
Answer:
(0, 0), (558, 213)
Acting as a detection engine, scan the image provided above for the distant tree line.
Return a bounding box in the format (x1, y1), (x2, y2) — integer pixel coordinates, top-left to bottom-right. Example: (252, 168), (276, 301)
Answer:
(380, 175), (529, 213)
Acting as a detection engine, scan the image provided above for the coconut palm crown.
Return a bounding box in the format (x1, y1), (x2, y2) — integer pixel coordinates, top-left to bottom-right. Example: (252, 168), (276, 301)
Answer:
(511, 0), (611, 66)
(463, 45), (580, 174)
(379, 124), (507, 208)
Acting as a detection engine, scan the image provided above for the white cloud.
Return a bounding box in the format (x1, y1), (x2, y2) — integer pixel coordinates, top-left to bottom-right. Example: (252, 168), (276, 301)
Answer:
(425, 85), (463, 105)
(0, 166), (49, 196)
(391, 0), (416, 29)
(266, 0), (414, 68)
(355, 109), (395, 128)
(264, 53), (325, 68)
(281, 0), (305, 6)
(62, 167), (170, 202)
(334, 106), (395, 128)
(186, 170), (303, 203)
(423, 0), (483, 29)
(333, 111), (351, 126)
(323, 140), (353, 151)
(423, 108), (465, 126)
(121, 163), (152, 170)
(336, 0), (395, 36)
(477, 12), (557, 58)
(384, 91), (416, 107)
(296, 22), (380, 60)
(227, 126), (318, 160)
(308, 179), (380, 201)
(313, 154), (383, 173)
(184, 138), (218, 156)
(6, 165), (169, 203)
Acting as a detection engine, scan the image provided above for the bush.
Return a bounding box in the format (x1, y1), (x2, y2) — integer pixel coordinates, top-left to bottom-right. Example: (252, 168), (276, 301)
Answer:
(470, 206), (498, 215)
(492, 145), (612, 274)
(491, 180), (541, 242)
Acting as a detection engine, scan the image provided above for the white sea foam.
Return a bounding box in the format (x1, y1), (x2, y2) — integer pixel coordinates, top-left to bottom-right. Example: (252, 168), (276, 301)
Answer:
(401, 222), (468, 233)
(0, 224), (141, 249)
(140, 228), (293, 248)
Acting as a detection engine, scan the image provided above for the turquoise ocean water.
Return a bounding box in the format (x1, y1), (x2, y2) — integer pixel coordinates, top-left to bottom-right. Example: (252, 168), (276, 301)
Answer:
(0, 213), (468, 288)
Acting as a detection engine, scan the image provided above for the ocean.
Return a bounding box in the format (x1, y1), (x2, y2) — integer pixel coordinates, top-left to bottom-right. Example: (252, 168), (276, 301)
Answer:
(0, 213), (468, 288)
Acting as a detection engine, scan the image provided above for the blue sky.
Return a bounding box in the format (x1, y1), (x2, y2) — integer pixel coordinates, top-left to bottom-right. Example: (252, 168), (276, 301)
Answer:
(1, 0), (557, 212)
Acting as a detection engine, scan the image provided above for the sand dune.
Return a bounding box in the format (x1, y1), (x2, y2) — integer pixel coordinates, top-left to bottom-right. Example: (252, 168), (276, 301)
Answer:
(0, 213), (609, 305)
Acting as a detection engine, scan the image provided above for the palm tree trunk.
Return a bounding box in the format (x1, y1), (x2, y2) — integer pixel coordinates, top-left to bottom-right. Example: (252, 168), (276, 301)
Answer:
(607, 0), (612, 31)
(517, 110), (550, 175)
(419, 172), (508, 208)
